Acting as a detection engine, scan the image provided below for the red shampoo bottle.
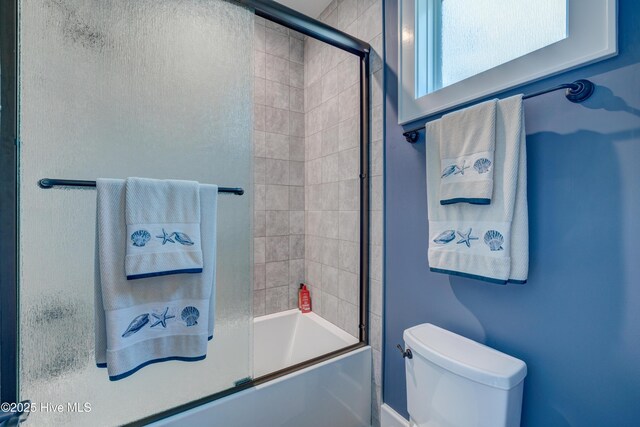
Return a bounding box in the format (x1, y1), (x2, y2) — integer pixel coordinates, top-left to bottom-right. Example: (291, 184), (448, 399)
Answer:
(298, 284), (311, 313)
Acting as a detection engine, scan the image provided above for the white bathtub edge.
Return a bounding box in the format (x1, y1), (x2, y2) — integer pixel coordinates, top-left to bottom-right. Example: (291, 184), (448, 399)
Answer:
(254, 308), (358, 345)
(380, 403), (410, 427)
(255, 344), (369, 389)
(253, 308), (298, 324)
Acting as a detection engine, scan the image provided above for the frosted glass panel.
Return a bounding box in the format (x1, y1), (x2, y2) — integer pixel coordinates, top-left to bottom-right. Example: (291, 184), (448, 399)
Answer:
(18, 0), (253, 425)
(418, 0), (567, 94)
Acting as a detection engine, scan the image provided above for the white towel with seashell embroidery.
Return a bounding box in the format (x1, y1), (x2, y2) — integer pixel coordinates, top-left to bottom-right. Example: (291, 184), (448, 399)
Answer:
(439, 98), (497, 205)
(426, 95), (528, 284)
(125, 177), (204, 280)
(95, 180), (217, 380)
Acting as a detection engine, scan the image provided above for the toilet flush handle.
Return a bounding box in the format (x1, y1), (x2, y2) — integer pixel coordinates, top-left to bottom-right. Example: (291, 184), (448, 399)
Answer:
(396, 344), (413, 359)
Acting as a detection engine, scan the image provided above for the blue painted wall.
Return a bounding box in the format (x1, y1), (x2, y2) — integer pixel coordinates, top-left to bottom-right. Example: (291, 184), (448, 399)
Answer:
(383, 1), (640, 425)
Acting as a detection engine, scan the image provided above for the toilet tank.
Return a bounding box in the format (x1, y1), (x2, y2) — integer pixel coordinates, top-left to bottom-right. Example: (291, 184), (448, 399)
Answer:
(403, 324), (527, 427)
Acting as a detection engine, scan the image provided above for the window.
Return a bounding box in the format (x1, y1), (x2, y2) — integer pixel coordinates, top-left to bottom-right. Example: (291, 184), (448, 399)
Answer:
(417, 0), (568, 96)
(399, 0), (617, 123)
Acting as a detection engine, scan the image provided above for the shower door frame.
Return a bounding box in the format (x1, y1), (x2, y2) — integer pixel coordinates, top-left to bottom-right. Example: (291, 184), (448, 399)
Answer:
(0, 0), (19, 405)
(0, 0), (371, 424)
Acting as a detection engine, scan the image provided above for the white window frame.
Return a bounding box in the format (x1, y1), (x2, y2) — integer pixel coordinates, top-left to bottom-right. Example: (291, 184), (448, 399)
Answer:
(398, 0), (618, 124)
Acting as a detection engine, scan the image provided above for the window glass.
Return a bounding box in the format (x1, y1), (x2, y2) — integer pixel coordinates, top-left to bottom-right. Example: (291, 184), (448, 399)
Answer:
(417, 0), (568, 96)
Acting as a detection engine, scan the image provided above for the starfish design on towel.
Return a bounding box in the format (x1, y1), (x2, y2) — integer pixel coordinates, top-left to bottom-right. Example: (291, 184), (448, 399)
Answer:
(453, 160), (470, 176)
(456, 228), (479, 248)
(150, 307), (175, 328)
(156, 228), (175, 245)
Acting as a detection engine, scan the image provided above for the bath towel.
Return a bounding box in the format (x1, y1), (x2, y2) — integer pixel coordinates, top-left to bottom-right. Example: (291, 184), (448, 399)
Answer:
(439, 98), (497, 205)
(95, 179), (218, 380)
(426, 95), (528, 284)
(125, 177), (203, 280)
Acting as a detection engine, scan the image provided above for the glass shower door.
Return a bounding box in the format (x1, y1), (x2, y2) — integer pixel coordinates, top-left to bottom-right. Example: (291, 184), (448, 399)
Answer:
(17, 0), (254, 425)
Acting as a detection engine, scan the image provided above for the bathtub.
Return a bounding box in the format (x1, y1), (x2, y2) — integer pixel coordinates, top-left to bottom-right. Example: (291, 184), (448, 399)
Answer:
(152, 309), (371, 427)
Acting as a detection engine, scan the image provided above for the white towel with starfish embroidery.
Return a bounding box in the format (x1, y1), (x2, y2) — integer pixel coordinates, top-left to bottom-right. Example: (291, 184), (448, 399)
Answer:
(426, 95), (528, 284)
(439, 98), (497, 205)
(125, 177), (203, 280)
(95, 179), (217, 380)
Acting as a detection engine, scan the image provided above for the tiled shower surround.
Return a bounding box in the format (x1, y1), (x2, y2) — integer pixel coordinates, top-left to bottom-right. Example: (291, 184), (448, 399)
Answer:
(303, 38), (361, 336)
(253, 19), (306, 316)
(306, 1), (384, 425)
(253, 1), (383, 424)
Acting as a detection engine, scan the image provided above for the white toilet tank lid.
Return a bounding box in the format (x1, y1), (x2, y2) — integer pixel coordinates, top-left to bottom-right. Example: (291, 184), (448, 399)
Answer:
(403, 323), (527, 390)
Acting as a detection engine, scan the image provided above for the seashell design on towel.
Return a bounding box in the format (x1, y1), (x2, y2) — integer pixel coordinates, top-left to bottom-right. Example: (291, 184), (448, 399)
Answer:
(122, 313), (150, 338)
(441, 161), (470, 178)
(441, 164), (460, 178)
(181, 306), (200, 327)
(433, 230), (456, 244)
(473, 158), (492, 174)
(484, 230), (504, 251)
(131, 230), (151, 247)
(171, 232), (195, 246)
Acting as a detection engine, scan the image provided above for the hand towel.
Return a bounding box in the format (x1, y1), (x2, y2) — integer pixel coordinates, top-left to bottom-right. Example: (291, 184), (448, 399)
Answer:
(95, 179), (218, 380)
(439, 98), (497, 205)
(426, 95), (528, 284)
(125, 177), (203, 280)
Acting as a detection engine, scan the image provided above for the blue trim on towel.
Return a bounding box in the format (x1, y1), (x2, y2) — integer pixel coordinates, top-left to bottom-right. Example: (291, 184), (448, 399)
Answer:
(508, 278), (527, 284)
(440, 198), (491, 205)
(126, 268), (203, 281)
(96, 362), (107, 368)
(208, 335), (213, 341)
(108, 354), (206, 381)
(430, 267), (507, 285)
